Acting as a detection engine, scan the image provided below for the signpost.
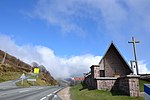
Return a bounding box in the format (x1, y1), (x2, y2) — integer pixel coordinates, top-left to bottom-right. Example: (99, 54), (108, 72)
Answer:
(20, 73), (26, 85)
(27, 79), (36, 85)
(27, 68), (40, 86)
(27, 79), (36, 81)
(34, 68), (40, 74)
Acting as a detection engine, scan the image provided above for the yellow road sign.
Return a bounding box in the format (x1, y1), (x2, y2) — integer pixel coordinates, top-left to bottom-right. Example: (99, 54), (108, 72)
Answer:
(34, 68), (39, 74)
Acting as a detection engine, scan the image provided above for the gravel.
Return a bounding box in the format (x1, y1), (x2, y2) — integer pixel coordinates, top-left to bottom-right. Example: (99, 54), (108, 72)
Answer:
(57, 87), (71, 100)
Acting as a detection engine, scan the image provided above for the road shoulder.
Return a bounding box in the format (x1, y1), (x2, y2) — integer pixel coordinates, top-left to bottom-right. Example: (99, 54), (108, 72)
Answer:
(57, 87), (71, 100)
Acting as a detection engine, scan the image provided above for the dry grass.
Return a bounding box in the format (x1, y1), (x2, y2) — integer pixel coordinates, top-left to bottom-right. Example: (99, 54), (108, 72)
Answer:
(0, 64), (23, 82)
(16, 74), (51, 87)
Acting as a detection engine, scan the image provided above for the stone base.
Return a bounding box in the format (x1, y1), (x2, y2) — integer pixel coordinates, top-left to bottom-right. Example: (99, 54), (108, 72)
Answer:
(96, 75), (140, 97)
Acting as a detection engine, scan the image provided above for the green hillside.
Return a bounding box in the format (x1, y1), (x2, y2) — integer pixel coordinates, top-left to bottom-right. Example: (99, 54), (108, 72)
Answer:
(0, 63), (22, 82)
(0, 49), (58, 86)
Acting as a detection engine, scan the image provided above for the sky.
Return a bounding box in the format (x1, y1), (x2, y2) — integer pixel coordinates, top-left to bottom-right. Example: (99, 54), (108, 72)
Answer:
(0, 0), (150, 78)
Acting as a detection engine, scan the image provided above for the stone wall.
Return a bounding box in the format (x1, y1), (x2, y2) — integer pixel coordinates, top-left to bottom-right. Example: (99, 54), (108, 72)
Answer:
(104, 47), (131, 77)
(91, 65), (100, 78)
(119, 75), (140, 97)
(96, 77), (117, 91)
(96, 75), (140, 97)
(84, 75), (96, 89)
(90, 65), (100, 88)
(84, 74), (91, 87)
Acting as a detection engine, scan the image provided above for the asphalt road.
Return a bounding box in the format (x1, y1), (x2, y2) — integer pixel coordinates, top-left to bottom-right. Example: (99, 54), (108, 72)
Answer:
(0, 78), (22, 89)
(0, 86), (63, 100)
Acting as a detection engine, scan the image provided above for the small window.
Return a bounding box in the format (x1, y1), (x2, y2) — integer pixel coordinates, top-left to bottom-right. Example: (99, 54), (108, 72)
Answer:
(100, 70), (105, 77)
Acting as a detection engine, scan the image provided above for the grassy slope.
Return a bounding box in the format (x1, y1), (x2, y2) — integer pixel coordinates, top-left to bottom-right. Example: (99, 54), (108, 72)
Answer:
(16, 74), (51, 87)
(0, 72), (21, 82)
(140, 79), (150, 92)
(0, 63), (22, 82)
(16, 79), (49, 87)
(0, 63), (58, 86)
(71, 84), (144, 100)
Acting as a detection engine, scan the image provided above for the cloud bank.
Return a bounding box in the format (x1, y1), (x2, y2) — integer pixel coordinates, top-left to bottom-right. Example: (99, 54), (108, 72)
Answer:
(0, 34), (101, 78)
(0, 34), (149, 78)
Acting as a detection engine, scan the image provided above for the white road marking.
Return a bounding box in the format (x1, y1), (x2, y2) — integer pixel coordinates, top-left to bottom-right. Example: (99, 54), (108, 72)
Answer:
(47, 94), (52, 97)
(40, 96), (46, 100)
(53, 88), (62, 94)
(38, 87), (44, 89)
(52, 95), (57, 100)
(19, 90), (29, 93)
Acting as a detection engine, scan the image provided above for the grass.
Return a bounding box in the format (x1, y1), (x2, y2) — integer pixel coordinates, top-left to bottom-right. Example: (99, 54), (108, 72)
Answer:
(70, 84), (144, 100)
(16, 74), (51, 87)
(139, 79), (150, 92)
(28, 75), (37, 79)
(0, 64), (49, 86)
(0, 72), (22, 82)
(0, 63), (22, 82)
(16, 78), (49, 87)
(0, 63), (57, 86)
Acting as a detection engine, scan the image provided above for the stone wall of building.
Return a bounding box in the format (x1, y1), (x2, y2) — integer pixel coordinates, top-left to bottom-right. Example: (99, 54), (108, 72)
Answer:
(91, 65), (100, 78)
(119, 75), (140, 97)
(84, 74), (92, 88)
(104, 48), (131, 77)
(90, 65), (100, 88)
(96, 77), (117, 91)
(95, 75), (140, 97)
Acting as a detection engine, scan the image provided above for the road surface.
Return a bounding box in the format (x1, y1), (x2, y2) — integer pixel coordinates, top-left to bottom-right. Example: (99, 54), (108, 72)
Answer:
(0, 78), (22, 89)
(0, 86), (63, 100)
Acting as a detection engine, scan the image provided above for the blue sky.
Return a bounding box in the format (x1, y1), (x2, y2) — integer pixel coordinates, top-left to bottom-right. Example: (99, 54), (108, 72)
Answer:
(0, 0), (150, 78)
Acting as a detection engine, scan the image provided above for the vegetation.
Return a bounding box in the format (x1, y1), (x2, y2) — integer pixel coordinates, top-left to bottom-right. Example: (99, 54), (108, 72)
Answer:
(16, 72), (58, 87)
(0, 50), (58, 86)
(71, 84), (144, 100)
(0, 72), (21, 82)
(139, 79), (150, 92)
(16, 78), (49, 87)
(0, 62), (58, 86)
(0, 63), (22, 82)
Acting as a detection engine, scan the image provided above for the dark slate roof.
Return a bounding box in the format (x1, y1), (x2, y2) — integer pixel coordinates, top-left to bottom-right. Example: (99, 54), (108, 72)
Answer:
(90, 65), (99, 68)
(99, 42), (133, 73)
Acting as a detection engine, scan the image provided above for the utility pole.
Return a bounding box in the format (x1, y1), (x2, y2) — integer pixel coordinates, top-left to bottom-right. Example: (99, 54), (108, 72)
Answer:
(128, 37), (140, 75)
(2, 52), (7, 64)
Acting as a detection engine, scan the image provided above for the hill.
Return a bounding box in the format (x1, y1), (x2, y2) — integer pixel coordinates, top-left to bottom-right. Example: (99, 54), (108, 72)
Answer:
(0, 49), (57, 85)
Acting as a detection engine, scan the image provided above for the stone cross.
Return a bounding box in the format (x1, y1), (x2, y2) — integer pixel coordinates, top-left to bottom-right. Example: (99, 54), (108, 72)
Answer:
(128, 37), (140, 75)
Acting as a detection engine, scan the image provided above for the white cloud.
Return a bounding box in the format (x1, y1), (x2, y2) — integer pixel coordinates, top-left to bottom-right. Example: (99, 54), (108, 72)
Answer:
(0, 34), (101, 78)
(33, 0), (87, 36)
(139, 60), (150, 74)
(131, 60), (150, 75)
(30, 0), (150, 38)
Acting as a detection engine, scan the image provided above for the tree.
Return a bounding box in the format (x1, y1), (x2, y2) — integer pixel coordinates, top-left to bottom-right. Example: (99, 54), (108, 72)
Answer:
(39, 65), (46, 73)
(31, 62), (39, 68)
